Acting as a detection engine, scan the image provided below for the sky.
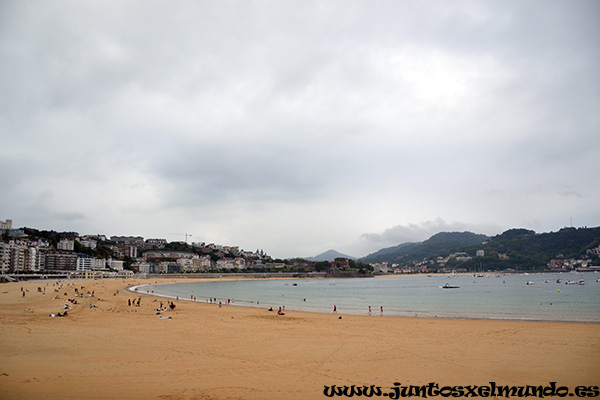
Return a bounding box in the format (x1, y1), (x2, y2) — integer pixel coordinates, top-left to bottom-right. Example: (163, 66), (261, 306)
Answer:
(1, 1), (599, 259)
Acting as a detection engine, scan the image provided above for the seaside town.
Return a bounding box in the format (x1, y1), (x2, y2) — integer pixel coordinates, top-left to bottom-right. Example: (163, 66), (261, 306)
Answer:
(1, 218), (375, 279)
(2, 218), (599, 280)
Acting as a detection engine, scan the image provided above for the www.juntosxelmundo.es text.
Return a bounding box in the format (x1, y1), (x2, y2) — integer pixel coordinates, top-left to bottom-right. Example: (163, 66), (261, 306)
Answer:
(323, 382), (599, 398)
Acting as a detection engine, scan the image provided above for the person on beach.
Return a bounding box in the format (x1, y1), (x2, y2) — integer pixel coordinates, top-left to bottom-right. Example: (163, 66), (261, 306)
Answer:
(333, 305), (337, 314)
(368, 306), (371, 316)
(380, 306), (383, 316)
(128, 299), (131, 306)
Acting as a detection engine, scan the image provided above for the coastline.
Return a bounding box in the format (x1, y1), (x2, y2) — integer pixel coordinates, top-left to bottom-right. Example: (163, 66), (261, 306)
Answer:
(1, 278), (599, 400)
(129, 274), (600, 324)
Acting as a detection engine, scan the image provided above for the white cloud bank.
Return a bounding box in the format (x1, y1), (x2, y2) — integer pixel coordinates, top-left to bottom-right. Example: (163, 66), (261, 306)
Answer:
(1, 1), (599, 258)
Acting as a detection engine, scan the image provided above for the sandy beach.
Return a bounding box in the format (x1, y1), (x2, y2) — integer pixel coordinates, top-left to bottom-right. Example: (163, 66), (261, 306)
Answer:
(1, 278), (598, 400)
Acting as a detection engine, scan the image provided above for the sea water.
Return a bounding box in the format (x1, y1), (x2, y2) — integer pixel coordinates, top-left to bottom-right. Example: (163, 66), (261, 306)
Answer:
(135, 272), (600, 322)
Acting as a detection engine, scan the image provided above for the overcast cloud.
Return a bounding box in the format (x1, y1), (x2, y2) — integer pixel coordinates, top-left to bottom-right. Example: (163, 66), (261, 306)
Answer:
(1, 0), (599, 258)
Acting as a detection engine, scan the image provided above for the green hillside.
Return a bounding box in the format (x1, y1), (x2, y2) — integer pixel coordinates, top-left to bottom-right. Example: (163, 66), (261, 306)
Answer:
(360, 232), (489, 264)
(360, 227), (600, 271)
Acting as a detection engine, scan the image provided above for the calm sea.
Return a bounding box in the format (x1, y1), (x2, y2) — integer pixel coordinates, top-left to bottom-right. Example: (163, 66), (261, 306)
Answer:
(133, 272), (600, 322)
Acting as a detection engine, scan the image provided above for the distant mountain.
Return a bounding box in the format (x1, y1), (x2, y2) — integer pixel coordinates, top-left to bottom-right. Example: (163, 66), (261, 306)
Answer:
(359, 227), (600, 271)
(453, 226), (600, 270)
(360, 231), (490, 264)
(305, 249), (356, 262)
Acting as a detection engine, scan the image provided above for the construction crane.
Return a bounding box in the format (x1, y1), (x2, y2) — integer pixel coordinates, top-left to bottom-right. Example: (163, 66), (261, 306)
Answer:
(170, 233), (193, 243)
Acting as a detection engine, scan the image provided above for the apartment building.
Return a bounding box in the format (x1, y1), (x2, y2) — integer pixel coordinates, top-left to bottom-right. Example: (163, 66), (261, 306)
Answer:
(107, 259), (124, 271)
(43, 251), (77, 271)
(77, 238), (97, 250)
(76, 255), (106, 271)
(0, 240), (42, 273)
(57, 238), (75, 251)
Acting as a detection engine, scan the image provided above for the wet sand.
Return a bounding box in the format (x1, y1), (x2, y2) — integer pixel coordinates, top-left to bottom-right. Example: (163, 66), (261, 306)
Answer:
(1, 278), (598, 399)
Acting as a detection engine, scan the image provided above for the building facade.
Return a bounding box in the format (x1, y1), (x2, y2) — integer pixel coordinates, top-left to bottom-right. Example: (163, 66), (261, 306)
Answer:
(43, 251), (77, 271)
(57, 238), (75, 251)
(0, 219), (12, 230)
(0, 240), (42, 273)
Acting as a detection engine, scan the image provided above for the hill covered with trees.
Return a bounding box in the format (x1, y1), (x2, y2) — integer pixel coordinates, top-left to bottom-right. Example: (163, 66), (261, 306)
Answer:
(360, 227), (600, 272)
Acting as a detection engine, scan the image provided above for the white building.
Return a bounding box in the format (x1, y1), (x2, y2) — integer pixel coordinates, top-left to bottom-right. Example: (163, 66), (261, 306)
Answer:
(0, 219), (12, 230)
(0, 240), (41, 272)
(107, 259), (124, 271)
(57, 238), (75, 251)
(78, 238), (97, 250)
(177, 257), (195, 272)
(134, 261), (154, 274)
(77, 256), (106, 271)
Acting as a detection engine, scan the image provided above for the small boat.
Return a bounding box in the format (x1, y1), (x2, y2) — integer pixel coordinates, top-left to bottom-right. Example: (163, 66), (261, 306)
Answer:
(596, 278), (600, 282)
(526, 281), (534, 285)
(578, 279), (585, 285)
(292, 283), (298, 286)
(440, 283), (460, 289)
(544, 279), (549, 283)
(556, 279), (561, 283)
(565, 280), (577, 285)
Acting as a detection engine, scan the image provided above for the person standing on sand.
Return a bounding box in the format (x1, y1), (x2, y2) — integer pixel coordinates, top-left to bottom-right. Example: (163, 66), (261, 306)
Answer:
(368, 306), (371, 316)
(380, 306), (383, 316)
(333, 305), (337, 314)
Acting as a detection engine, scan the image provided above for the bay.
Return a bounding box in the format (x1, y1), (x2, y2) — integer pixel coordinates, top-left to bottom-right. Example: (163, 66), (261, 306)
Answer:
(133, 272), (600, 322)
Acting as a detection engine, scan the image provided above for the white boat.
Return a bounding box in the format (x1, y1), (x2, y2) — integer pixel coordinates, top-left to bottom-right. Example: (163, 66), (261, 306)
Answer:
(526, 281), (534, 285)
(565, 280), (577, 285)
(440, 283), (460, 289)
